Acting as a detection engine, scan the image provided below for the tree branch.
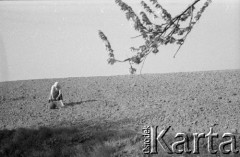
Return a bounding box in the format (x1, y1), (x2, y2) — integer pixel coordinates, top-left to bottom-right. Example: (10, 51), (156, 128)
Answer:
(98, 0), (212, 74)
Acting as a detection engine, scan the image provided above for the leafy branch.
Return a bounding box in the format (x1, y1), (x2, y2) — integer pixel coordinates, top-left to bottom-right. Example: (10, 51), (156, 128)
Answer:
(98, 0), (212, 74)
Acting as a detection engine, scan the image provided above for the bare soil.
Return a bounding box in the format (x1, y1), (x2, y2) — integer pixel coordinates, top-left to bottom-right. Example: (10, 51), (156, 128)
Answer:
(0, 69), (240, 156)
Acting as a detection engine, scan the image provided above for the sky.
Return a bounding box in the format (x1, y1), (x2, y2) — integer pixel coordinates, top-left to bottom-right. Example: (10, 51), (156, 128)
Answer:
(0, 0), (239, 82)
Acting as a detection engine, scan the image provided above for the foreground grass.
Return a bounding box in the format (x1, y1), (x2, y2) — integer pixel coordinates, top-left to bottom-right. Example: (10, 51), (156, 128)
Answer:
(0, 125), (142, 157)
(1, 125), (240, 157)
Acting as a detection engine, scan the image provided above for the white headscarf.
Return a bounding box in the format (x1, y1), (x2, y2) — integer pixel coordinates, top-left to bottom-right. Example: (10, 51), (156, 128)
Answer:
(53, 82), (60, 88)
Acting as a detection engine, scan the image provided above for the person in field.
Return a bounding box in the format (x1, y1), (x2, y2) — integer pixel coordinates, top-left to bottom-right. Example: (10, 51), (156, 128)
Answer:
(48, 82), (64, 107)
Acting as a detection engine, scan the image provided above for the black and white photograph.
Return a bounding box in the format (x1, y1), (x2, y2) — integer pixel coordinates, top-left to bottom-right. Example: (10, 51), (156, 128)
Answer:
(0, 0), (240, 156)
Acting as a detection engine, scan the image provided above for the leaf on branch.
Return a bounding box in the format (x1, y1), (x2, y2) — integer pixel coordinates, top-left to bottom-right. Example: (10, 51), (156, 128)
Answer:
(141, 1), (158, 18)
(98, 30), (116, 65)
(149, 0), (172, 22)
(107, 57), (116, 65)
(115, 0), (129, 11)
(115, 0), (146, 34)
(98, 30), (114, 54)
(169, 37), (176, 44)
(152, 47), (159, 54)
(139, 45), (147, 51)
(108, 52), (114, 58)
(180, 7), (194, 21)
(177, 39), (184, 45)
(134, 19), (145, 32)
(153, 24), (163, 32)
(177, 29), (185, 35)
(154, 35), (166, 45)
(180, 14), (190, 21)
(191, 21), (196, 25)
(129, 66), (136, 74)
(130, 47), (139, 52)
(140, 11), (152, 25)
(138, 52), (145, 58)
(184, 26), (192, 32)
(172, 27), (180, 34)
(131, 55), (141, 64)
(193, 0), (212, 23)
